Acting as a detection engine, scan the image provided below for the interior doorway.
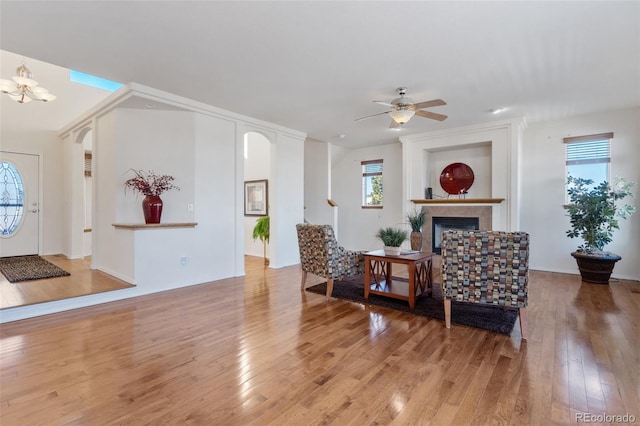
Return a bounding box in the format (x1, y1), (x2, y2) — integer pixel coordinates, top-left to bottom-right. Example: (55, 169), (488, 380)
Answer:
(80, 130), (93, 258)
(243, 132), (272, 267)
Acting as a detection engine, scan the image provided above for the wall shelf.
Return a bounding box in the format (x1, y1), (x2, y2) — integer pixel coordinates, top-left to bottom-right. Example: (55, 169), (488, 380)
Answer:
(411, 198), (504, 204)
(112, 222), (198, 230)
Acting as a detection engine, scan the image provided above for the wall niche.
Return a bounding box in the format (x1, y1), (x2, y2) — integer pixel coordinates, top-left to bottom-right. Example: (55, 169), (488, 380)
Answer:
(425, 141), (491, 199)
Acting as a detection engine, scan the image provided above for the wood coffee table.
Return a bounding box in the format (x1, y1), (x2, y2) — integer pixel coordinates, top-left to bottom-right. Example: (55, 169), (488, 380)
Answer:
(364, 250), (435, 309)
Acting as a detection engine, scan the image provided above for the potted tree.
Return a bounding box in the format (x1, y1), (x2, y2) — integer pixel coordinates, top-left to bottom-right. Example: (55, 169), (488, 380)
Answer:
(407, 208), (426, 251)
(376, 227), (408, 256)
(566, 176), (635, 284)
(252, 216), (270, 266)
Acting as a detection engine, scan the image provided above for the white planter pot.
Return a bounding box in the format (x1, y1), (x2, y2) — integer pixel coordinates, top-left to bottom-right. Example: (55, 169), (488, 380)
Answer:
(383, 246), (402, 256)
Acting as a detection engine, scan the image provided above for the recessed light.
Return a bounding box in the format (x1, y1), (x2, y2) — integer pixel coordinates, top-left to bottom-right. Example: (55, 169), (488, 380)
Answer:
(146, 103), (156, 108)
(491, 107), (506, 114)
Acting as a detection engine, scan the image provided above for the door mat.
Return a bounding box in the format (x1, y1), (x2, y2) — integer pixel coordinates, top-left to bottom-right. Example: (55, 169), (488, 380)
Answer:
(0, 255), (71, 283)
(306, 275), (518, 335)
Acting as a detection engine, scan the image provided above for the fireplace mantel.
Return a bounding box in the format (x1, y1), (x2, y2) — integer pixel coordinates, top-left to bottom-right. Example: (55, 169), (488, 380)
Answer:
(411, 198), (504, 204)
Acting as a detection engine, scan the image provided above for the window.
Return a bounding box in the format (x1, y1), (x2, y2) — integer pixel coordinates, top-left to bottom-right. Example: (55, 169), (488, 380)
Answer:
(362, 159), (383, 208)
(565, 132), (612, 192)
(70, 70), (123, 92)
(84, 151), (92, 177)
(0, 161), (25, 237)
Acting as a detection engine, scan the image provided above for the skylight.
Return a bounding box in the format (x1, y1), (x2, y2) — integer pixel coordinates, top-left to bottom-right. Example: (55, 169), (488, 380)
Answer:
(70, 70), (123, 92)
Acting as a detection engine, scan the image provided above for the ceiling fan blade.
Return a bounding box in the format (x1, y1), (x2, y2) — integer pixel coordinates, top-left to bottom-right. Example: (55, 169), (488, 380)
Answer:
(389, 120), (400, 129)
(355, 111), (390, 122)
(373, 100), (394, 107)
(412, 99), (447, 110)
(415, 109), (448, 121)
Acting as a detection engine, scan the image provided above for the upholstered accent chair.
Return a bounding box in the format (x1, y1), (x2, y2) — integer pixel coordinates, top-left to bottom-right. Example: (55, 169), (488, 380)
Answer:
(441, 230), (530, 339)
(296, 223), (365, 299)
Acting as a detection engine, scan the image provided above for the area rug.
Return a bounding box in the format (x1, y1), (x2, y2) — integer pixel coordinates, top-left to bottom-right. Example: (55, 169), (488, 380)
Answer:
(0, 255), (70, 283)
(306, 276), (518, 335)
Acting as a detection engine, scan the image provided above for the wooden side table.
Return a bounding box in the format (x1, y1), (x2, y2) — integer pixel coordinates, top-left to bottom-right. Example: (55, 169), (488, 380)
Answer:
(364, 250), (434, 309)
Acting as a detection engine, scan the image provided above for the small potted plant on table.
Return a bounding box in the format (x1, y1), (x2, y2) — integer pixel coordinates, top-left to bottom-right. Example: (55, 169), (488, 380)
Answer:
(376, 227), (408, 256)
(407, 208), (426, 251)
(566, 176), (635, 284)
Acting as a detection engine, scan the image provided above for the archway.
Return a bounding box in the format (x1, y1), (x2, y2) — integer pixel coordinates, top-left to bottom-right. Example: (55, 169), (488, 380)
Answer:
(69, 126), (93, 260)
(79, 128), (93, 258)
(243, 131), (272, 266)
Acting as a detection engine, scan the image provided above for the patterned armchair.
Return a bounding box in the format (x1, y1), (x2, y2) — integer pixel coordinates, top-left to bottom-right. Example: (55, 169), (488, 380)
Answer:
(441, 230), (530, 339)
(296, 224), (365, 299)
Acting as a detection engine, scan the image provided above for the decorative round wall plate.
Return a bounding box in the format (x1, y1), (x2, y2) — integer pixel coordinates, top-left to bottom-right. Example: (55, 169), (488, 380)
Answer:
(439, 162), (475, 194)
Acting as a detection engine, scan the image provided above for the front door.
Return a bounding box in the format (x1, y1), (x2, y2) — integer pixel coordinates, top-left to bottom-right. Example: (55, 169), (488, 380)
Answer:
(0, 152), (40, 257)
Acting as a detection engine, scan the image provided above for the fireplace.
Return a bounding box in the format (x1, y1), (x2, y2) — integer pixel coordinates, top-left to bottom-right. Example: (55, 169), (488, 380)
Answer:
(420, 205), (492, 254)
(431, 216), (479, 254)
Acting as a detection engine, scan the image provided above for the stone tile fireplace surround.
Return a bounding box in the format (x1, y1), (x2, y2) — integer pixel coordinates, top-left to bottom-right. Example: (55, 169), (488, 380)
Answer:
(420, 205), (492, 253)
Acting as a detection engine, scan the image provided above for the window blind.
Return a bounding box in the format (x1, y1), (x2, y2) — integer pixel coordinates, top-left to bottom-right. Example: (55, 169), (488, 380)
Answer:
(362, 159), (382, 176)
(564, 133), (612, 166)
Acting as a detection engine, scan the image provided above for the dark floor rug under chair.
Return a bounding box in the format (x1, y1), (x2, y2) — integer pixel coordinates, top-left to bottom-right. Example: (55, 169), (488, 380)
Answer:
(0, 255), (70, 283)
(305, 275), (518, 335)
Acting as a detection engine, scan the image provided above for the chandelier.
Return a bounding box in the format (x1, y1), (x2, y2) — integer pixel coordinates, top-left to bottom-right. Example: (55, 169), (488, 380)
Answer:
(1, 60), (56, 103)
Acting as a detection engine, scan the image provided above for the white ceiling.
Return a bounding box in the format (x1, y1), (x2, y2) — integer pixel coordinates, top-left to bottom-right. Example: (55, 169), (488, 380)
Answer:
(1, 1), (638, 148)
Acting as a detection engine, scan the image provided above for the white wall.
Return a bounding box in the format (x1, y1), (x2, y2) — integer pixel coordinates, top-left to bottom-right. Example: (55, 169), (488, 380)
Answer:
(114, 109), (197, 286)
(304, 138), (334, 226)
(331, 143), (404, 251)
(116, 109), (195, 224)
(93, 109), (134, 282)
(193, 114), (238, 281)
(270, 133), (305, 267)
(97, 107), (238, 287)
(426, 143), (492, 199)
(244, 132), (271, 258)
(521, 107), (640, 280)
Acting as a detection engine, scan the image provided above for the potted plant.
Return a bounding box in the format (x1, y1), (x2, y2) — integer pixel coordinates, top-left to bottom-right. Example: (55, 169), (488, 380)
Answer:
(407, 208), (426, 251)
(376, 227), (408, 256)
(566, 176), (635, 284)
(252, 216), (270, 266)
(124, 169), (179, 224)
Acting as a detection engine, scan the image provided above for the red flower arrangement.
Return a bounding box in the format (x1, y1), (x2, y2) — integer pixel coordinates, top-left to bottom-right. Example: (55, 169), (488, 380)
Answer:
(124, 169), (180, 196)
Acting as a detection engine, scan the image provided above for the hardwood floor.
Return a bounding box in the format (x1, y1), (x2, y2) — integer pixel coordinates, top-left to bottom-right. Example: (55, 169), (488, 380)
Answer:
(1, 256), (638, 425)
(0, 255), (135, 310)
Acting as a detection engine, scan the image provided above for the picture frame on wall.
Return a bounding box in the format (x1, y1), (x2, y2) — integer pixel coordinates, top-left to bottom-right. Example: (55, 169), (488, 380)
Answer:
(244, 179), (268, 216)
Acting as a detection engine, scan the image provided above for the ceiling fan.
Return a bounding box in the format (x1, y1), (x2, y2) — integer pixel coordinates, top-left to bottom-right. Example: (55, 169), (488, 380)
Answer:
(355, 87), (447, 128)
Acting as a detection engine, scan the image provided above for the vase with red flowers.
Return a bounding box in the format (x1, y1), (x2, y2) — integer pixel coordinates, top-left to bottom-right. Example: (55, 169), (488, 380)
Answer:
(124, 169), (180, 224)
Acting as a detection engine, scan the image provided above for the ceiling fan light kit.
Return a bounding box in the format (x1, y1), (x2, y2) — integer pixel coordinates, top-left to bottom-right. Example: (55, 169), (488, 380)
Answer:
(1, 60), (56, 103)
(389, 108), (415, 124)
(356, 87), (446, 127)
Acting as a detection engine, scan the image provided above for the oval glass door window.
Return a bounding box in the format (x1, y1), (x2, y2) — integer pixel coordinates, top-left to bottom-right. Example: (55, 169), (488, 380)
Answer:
(0, 161), (25, 236)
